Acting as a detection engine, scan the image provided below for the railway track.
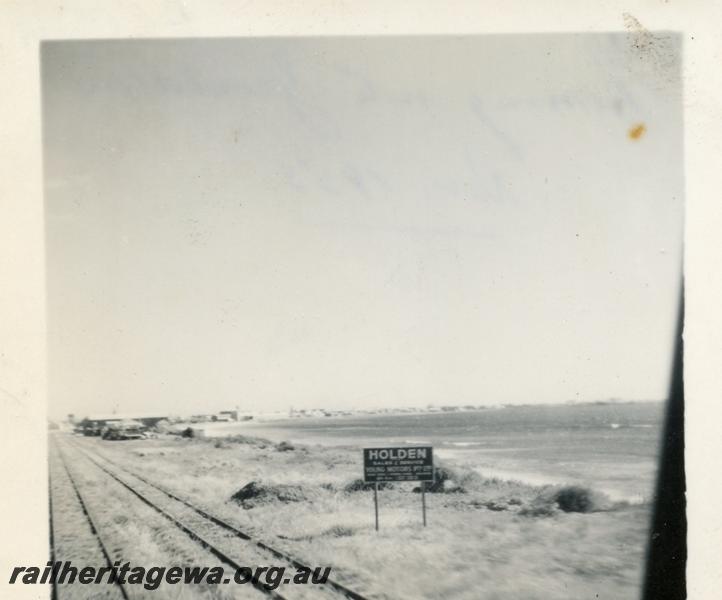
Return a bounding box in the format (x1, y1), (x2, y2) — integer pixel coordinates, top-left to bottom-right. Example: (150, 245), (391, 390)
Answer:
(55, 436), (372, 600)
(51, 440), (130, 600)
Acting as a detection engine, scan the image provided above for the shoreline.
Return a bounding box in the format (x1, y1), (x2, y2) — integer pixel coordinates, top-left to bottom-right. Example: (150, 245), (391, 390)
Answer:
(182, 420), (654, 505)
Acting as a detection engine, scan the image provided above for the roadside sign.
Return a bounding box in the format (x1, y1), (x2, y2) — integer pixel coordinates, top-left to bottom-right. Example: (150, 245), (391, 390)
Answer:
(363, 446), (434, 483)
(363, 446), (434, 530)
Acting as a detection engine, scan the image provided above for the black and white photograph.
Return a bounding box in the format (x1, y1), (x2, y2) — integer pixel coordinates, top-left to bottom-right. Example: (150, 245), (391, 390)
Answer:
(37, 31), (685, 600)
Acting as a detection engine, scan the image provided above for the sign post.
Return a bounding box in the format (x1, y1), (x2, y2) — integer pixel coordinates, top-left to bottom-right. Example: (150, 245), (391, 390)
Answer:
(374, 483), (379, 531)
(363, 445), (434, 531)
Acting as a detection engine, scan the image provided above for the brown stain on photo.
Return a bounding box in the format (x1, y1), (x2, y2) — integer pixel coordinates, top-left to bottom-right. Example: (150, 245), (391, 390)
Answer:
(628, 123), (646, 140)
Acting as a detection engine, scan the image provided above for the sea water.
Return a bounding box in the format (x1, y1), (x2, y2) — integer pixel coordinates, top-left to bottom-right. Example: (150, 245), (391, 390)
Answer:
(216, 402), (665, 503)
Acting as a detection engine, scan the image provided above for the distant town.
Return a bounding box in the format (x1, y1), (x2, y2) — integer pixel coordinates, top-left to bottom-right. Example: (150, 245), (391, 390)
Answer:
(50, 398), (657, 439)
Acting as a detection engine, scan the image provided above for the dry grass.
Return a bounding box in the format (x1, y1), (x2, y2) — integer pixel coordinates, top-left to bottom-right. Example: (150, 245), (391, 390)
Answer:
(75, 434), (651, 599)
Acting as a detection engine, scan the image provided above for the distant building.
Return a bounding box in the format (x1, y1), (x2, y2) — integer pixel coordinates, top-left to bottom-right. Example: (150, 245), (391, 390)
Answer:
(77, 409), (242, 432)
(78, 412), (169, 430)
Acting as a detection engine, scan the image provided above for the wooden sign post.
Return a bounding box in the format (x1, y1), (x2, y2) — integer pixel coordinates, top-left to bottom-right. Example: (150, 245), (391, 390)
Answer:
(363, 446), (434, 531)
(374, 483), (379, 531)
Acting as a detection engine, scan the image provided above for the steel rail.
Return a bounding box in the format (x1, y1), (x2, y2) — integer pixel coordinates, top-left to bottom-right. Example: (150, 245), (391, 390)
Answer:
(53, 440), (130, 600)
(68, 437), (370, 600)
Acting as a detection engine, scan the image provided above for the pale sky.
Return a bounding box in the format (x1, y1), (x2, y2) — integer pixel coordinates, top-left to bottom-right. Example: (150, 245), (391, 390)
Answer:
(42, 35), (683, 420)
